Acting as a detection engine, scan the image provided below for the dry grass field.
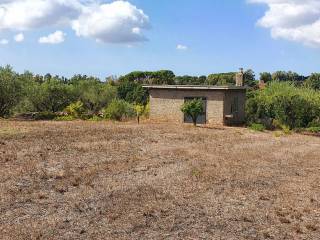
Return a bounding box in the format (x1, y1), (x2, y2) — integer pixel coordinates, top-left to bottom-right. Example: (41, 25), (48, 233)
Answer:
(0, 120), (320, 240)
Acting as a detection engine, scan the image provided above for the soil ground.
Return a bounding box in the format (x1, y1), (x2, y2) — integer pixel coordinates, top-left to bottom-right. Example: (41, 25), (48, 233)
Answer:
(0, 120), (319, 240)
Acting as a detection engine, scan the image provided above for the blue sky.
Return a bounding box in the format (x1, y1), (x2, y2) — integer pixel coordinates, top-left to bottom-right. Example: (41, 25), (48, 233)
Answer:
(0, 0), (320, 79)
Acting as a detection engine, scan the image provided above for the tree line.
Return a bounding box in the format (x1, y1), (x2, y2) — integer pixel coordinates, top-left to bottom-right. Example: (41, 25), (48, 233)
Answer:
(0, 65), (319, 130)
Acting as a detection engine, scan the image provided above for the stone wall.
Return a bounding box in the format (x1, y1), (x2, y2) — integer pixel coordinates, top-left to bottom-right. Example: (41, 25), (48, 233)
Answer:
(149, 89), (226, 124)
(149, 88), (246, 125)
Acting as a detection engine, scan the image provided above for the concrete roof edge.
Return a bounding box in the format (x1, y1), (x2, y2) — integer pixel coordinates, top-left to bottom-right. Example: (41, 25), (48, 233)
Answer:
(142, 85), (247, 90)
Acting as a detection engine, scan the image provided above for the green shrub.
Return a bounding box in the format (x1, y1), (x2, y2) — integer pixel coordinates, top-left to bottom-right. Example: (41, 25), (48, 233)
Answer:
(249, 123), (266, 132)
(143, 102), (150, 118)
(246, 82), (320, 129)
(33, 111), (57, 120)
(134, 104), (145, 124)
(88, 115), (103, 121)
(308, 118), (320, 128)
(281, 125), (292, 135)
(54, 115), (75, 121)
(103, 99), (135, 121)
(306, 127), (320, 133)
(64, 101), (85, 118)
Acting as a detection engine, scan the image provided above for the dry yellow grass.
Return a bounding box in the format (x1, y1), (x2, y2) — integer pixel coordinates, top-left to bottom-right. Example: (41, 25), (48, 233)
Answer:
(0, 120), (319, 239)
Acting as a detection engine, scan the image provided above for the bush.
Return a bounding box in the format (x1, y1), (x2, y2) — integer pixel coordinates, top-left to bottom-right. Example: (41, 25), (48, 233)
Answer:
(88, 116), (103, 121)
(246, 82), (320, 129)
(64, 101), (85, 118)
(73, 79), (117, 113)
(54, 115), (75, 121)
(143, 102), (150, 118)
(306, 127), (320, 133)
(308, 118), (320, 128)
(33, 111), (57, 120)
(134, 104), (145, 124)
(249, 123), (266, 132)
(272, 119), (291, 134)
(30, 78), (75, 113)
(103, 99), (135, 121)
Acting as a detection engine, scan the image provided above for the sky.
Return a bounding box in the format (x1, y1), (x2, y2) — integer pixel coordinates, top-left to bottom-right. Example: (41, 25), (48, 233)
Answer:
(0, 0), (320, 79)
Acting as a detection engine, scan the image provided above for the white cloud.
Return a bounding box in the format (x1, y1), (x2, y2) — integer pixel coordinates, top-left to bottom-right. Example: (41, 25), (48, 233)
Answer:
(39, 30), (65, 44)
(249, 0), (320, 47)
(0, 0), (150, 44)
(0, 0), (82, 31)
(0, 39), (9, 45)
(176, 44), (188, 50)
(72, 1), (150, 43)
(14, 33), (24, 42)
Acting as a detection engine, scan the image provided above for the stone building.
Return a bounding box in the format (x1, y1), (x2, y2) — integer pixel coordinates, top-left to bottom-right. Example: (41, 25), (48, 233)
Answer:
(143, 71), (247, 125)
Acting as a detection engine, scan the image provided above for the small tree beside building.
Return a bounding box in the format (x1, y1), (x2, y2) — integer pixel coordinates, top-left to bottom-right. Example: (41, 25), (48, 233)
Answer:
(180, 98), (204, 126)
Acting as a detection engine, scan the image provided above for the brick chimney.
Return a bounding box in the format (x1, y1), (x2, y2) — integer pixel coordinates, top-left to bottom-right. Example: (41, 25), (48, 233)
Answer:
(236, 68), (244, 87)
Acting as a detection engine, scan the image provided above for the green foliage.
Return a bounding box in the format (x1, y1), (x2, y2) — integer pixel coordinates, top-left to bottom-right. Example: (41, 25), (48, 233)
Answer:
(33, 112), (57, 120)
(0, 65), (23, 117)
(119, 70), (175, 85)
(305, 73), (320, 90)
(174, 75), (207, 85)
(181, 99), (204, 126)
(271, 71), (305, 86)
(260, 72), (272, 83)
(281, 125), (292, 135)
(305, 127), (320, 133)
(117, 81), (148, 104)
(246, 82), (320, 129)
(308, 118), (320, 128)
(207, 72), (235, 86)
(244, 69), (257, 87)
(249, 123), (266, 132)
(134, 104), (145, 124)
(88, 115), (103, 121)
(134, 104), (145, 116)
(72, 77), (117, 113)
(143, 102), (150, 118)
(103, 99), (135, 121)
(206, 69), (256, 87)
(54, 115), (76, 121)
(64, 101), (85, 118)
(30, 78), (75, 112)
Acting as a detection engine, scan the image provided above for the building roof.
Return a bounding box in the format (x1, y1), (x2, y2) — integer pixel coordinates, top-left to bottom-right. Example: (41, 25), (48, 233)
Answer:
(142, 85), (247, 90)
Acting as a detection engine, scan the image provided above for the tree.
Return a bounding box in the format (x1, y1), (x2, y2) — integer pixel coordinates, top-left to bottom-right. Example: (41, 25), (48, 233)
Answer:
(181, 98), (204, 126)
(0, 65), (22, 117)
(272, 71), (289, 82)
(305, 73), (320, 90)
(117, 81), (148, 105)
(30, 78), (75, 112)
(259, 72), (272, 83)
(198, 75), (207, 85)
(70, 77), (117, 113)
(207, 72), (235, 86)
(118, 70), (175, 85)
(244, 69), (257, 87)
(103, 99), (135, 121)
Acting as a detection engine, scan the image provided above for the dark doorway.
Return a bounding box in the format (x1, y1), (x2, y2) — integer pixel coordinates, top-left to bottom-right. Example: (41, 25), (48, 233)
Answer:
(183, 97), (207, 124)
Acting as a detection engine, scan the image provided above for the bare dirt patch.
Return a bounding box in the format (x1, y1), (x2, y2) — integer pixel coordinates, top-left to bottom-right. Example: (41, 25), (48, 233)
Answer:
(0, 120), (319, 239)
